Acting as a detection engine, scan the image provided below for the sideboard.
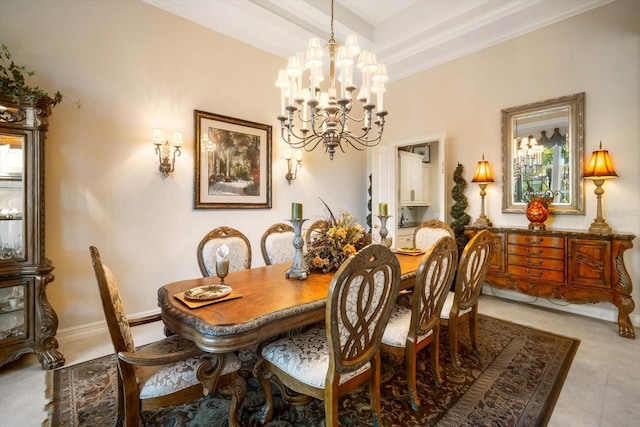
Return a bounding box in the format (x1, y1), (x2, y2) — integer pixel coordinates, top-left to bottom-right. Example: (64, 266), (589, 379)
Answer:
(467, 226), (636, 338)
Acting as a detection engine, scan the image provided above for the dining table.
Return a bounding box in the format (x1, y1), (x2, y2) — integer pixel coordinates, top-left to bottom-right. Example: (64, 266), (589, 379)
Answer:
(157, 252), (423, 419)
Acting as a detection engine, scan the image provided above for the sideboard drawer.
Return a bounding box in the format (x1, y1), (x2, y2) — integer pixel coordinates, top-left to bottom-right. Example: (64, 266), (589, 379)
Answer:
(508, 255), (564, 271)
(507, 245), (565, 259)
(508, 234), (565, 248)
(508, 265), (565, 282)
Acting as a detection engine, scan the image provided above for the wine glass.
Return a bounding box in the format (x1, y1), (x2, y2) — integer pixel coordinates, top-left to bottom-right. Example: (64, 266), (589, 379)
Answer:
(216, 258), (229, 286)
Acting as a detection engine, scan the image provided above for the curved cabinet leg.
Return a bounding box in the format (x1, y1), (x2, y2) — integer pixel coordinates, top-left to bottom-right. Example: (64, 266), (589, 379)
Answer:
(35, 272), (64, 369)
(614, 241), (635, 339)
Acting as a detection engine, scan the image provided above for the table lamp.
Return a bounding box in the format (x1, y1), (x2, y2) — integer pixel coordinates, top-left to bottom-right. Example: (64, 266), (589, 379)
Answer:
(471, 154), (495, 228)
(583, 141), (618, 233)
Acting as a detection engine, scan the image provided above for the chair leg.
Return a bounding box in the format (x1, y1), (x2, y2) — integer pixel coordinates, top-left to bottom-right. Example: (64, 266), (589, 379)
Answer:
(254, 359), (275, 423)
(431, 325), (443, 387)
(116, 374), (125, 418)
(324, 383), (340, 427)
(405, 342), (420, 411)
(123, 393), (142, 427)
(219, 374), (247, 427)
(368, 353), (383, 427)
(449, 317), (462, 368)
(469, 308), (479, 354)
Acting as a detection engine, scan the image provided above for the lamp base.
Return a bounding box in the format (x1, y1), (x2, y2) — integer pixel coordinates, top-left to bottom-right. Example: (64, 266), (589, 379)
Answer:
(588, 218), (612, 233)
(472, 215), (492, 228)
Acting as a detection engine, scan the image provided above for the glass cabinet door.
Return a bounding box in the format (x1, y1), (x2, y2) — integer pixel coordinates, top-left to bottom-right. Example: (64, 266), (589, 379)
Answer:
(0, 133), (24, 260)
(0, 283), (26, 340)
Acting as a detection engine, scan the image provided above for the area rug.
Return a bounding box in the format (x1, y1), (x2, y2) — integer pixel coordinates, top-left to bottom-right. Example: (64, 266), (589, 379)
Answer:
(44, 315), (579, 426)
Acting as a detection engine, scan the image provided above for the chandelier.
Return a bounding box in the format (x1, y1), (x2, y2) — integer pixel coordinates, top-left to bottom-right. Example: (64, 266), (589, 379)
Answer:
(276, 0), (388, 160)
(514, 134), (544, 178)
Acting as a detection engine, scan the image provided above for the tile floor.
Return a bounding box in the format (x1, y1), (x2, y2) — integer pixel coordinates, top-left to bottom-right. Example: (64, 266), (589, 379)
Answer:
(1, 295), (639, 426)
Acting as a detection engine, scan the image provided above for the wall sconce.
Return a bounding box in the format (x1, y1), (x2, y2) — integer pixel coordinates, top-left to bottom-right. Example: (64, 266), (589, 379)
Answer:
(583, 141), (618, 233)
(285, 150), (302, 184)
(471, 153), (495, 227)
(152, 128), (183, 177)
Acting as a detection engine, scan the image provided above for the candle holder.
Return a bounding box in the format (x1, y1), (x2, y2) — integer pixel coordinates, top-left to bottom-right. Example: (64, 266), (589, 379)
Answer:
(286, 218), (309, 280)
(376, 215), (393, 248)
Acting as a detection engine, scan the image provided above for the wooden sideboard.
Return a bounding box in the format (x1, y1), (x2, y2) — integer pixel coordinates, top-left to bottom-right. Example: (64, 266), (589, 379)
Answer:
(467, 226), (636, 338)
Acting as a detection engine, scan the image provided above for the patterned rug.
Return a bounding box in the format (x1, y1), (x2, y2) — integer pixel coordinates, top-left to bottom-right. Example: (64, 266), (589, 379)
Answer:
(44, 315), (579, 426)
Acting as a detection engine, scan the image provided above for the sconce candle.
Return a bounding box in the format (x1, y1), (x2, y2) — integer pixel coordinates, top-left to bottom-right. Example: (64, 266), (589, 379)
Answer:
(291, 202), (303, 220)
(379, 203), (388, 216)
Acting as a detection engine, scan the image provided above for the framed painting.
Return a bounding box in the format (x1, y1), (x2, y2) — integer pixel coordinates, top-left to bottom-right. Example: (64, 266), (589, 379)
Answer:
(194, 110), (272, 209)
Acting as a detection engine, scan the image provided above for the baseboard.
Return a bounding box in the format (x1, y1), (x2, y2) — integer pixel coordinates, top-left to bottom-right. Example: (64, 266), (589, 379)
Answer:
(482, 284), (640, 327)
(56, 308), (161, 343)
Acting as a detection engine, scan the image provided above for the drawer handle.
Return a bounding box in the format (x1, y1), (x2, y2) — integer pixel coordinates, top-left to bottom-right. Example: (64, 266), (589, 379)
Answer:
(525, 269), (543, 277)
(526, 248), (542, 256)
(525, 258), (543, 266)
(525, 237), (543, 245)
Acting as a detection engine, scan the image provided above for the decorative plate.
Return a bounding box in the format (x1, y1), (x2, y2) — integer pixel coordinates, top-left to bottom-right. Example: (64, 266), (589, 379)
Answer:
(184, 284), (232, 301)
(394, 248), (426, 256)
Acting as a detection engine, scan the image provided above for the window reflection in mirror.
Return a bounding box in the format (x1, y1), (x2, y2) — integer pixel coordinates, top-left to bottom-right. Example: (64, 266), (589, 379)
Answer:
(502, 93), (585, 215)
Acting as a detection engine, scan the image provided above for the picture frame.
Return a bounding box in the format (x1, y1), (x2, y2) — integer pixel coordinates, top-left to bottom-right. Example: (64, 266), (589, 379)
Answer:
(412, 144), (430, 163)
(194, 110), (272, 209)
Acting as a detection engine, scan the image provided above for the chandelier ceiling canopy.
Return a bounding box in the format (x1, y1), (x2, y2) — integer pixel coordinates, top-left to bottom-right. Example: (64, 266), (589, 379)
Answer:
(276, 0), (387, 160)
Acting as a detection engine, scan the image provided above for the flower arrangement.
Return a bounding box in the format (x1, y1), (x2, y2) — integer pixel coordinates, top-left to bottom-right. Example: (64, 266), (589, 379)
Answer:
(304, 201), (367, 273)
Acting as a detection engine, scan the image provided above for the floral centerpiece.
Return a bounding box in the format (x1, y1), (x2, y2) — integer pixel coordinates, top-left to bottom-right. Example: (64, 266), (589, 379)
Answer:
(304, 201), (367, 273)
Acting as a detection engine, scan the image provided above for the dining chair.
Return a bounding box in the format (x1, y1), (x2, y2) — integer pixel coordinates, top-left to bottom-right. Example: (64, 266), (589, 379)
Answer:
(197, 226), (251, 277)
(413, 219), (455, 250)
(255, 244), (401, 427)
(380, 235), (458, 410)
(439, 229), (492, 367)
(260, 223), (295, 265)
(89, 246), (245, 427)
(304, 219), (329, 247)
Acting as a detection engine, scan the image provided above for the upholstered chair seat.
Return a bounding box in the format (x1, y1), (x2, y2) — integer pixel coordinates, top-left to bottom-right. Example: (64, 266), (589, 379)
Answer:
(381, 306), (434, 347)
(261, 327), (370, 388)
(135, 335), (241, 399)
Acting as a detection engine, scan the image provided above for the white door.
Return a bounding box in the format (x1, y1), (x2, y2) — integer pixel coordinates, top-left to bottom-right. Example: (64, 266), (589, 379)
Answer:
(371, 145), (396, 244)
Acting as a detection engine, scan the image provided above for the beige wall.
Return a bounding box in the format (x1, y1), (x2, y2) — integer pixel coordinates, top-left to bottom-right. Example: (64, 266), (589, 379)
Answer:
(1, 0), (638, 332)
(0, 0), (367, 330)
(385, 0), (640, 322)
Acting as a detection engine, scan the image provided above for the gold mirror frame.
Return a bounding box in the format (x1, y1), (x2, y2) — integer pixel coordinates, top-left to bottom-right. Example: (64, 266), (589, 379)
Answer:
(501, 92), (585, 214)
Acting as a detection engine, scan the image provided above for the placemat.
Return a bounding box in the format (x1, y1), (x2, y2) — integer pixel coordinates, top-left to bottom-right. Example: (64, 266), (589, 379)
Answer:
(174, 290), (242, 309)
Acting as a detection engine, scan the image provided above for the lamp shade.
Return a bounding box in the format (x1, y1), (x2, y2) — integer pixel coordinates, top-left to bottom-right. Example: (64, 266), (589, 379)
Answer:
(472, 156), (495, 183)
(584, 142), (618, 179)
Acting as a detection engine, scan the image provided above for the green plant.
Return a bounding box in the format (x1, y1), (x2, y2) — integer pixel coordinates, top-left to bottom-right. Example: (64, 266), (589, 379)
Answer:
(450, 162), (471, 254)
(0, 44), (63, 106)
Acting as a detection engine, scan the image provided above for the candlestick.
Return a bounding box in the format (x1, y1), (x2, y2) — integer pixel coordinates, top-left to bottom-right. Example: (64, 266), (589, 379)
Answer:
(285, 218), (309, 280)
(291, 202), (303, 220)
(376, 214), (393, 248)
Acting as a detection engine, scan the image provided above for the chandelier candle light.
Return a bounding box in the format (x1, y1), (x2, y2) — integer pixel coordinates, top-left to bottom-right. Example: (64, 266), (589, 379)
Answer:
(276, 0), (388, 160)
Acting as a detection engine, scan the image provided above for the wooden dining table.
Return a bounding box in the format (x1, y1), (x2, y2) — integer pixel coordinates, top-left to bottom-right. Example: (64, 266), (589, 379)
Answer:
(157, 252), (423, 417)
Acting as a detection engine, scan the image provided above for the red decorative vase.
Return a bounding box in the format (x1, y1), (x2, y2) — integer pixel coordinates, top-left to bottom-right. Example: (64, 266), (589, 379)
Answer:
(526, 196), (552, 230)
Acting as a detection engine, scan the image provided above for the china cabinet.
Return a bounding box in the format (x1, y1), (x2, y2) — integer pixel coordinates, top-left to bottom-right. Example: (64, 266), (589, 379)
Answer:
(399, 151), (429, 206)
(468, 226), (635, 338)
(0, 95), (63, 369)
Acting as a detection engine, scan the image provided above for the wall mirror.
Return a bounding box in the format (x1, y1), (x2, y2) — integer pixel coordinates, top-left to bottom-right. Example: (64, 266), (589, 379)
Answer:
(501, 92), (585, 214)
